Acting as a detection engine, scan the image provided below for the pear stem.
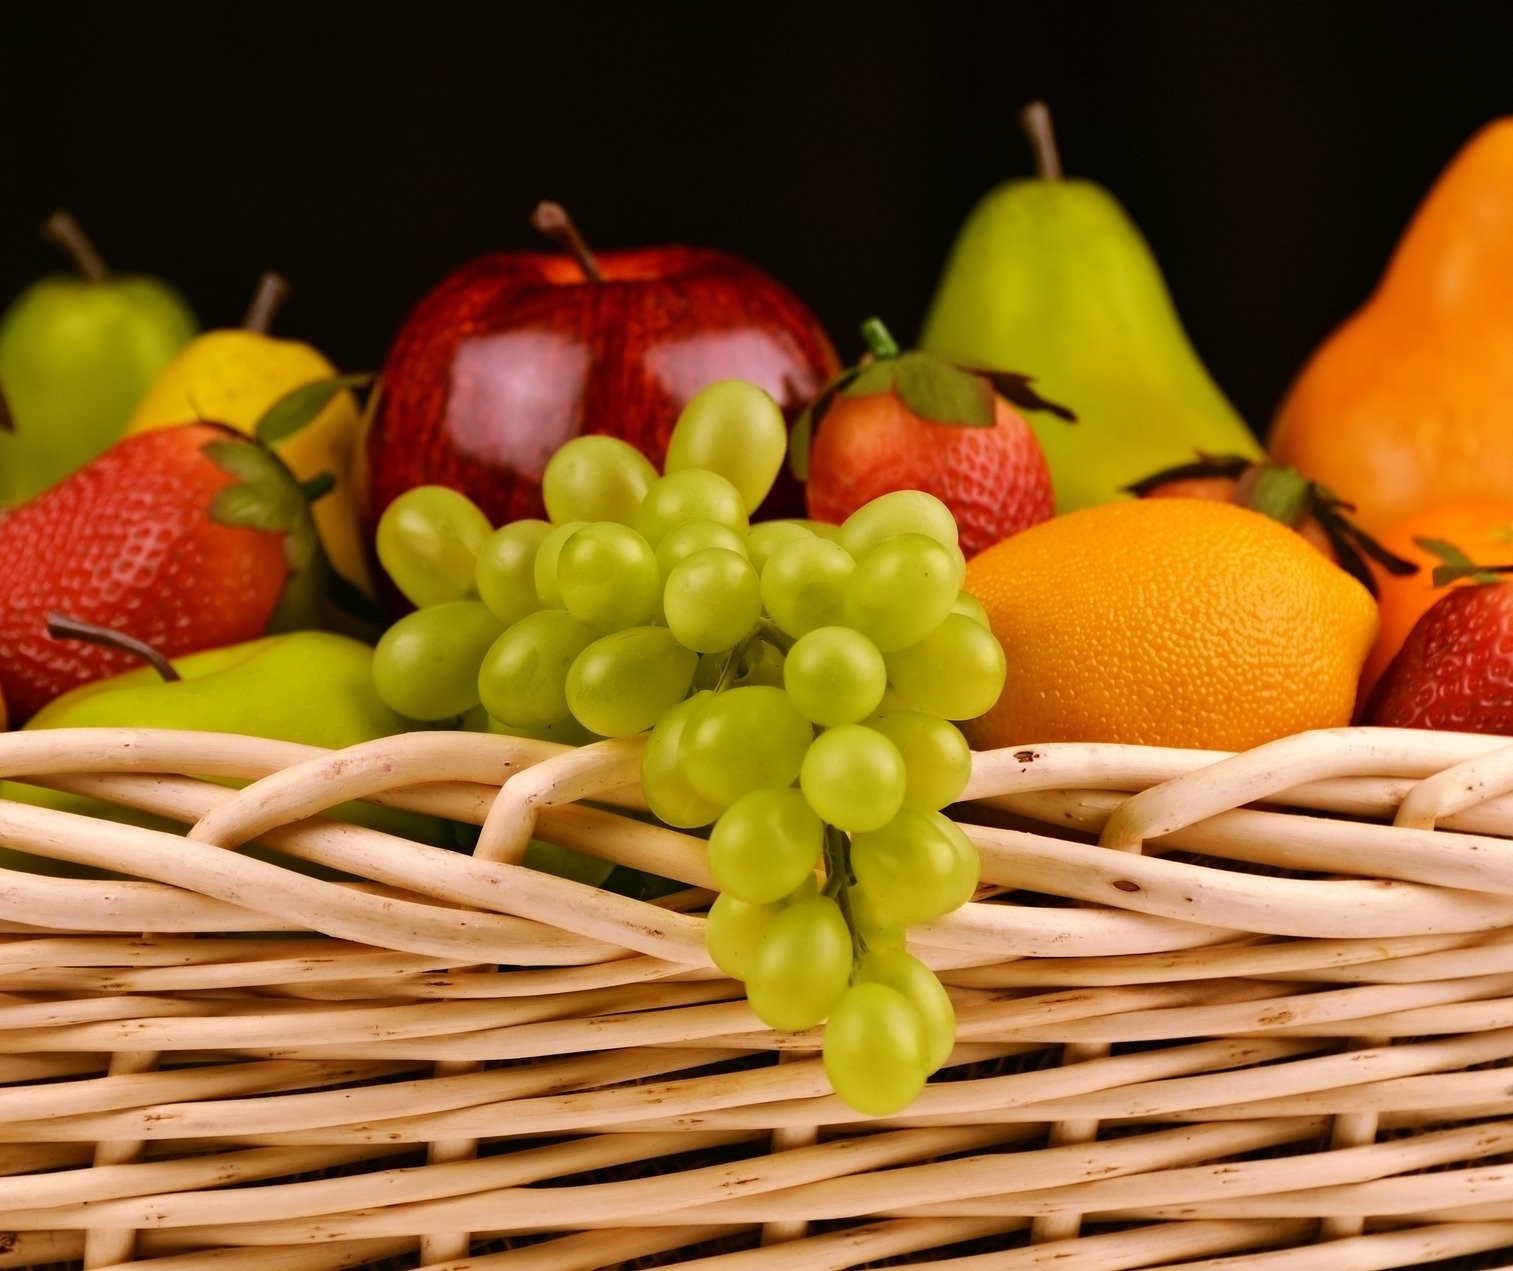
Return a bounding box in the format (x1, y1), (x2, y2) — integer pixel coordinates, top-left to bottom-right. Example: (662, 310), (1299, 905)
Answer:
(1020, 101), (1064, 181)
(242, 271), (292, 334)
(41, 209), (110, 282)
(530, 201), (603, 282)
(45, 612), (181, 683)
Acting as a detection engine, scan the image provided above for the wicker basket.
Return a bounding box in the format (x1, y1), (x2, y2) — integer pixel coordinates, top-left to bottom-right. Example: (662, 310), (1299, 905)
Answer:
(2, 723), (1513, 1270)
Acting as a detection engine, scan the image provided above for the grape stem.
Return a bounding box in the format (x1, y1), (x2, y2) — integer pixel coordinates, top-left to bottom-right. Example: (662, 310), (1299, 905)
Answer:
(821, 824), (867, 977)
(710, 619), (795, 693)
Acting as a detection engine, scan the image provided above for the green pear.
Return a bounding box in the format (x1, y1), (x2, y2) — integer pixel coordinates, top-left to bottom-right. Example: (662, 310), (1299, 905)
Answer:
(0, 210), (198, 504)
(0, 626), (449, 877)
(918, 103), (1261, 513)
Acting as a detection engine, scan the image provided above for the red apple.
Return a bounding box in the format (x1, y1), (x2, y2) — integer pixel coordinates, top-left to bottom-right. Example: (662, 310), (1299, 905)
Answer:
(360, 203), (840, 552)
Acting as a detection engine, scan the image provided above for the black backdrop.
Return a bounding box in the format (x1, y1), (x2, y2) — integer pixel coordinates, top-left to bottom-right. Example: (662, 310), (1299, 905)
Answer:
(2, 0), (1510, 435)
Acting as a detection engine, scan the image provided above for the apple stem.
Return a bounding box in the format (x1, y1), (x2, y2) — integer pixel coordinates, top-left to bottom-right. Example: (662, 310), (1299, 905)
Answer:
(45, 612), (181, 683)
(41, 209), (110, 282)
(860, 317), (901, 361)
(242, 271), (292, 334)
(1020, 101), (1064, 181)
(530, 201), (603, 282)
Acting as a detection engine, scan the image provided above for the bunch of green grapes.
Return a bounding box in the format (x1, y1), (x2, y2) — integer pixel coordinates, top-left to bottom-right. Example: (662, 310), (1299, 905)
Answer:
(371, 379), (1006, 1115)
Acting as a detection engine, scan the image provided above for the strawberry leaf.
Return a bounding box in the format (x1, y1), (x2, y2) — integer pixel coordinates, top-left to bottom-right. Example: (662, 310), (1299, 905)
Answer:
(255, 373), (373, 447)
(963, 367), (1076, 421)
(842, 360), (901, 398)
(891, 354), (996, 426)
(1415, 536), (1513, 588)
(203, 437), (330, 630)
(1123, 451), (1254, 495)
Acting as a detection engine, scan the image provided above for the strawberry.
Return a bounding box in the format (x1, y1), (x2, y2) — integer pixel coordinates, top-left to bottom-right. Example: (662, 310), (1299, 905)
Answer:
(0, 421), (326, 722)
(793, 318), (1071, 557)
(1127, 453), (1416, 598)
(1362, 541), (1513, 732)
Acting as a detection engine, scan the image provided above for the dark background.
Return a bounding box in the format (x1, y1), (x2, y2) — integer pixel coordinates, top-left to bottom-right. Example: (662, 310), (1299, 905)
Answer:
(2, 1), (1510, 436)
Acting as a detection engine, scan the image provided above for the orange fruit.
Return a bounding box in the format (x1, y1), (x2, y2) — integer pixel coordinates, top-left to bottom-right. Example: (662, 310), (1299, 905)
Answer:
(961, 498), (1379, 752)
(1359, 501), (1513, 702)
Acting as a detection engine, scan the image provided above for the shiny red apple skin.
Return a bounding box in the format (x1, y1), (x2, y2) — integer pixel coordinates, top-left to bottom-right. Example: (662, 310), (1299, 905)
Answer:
(361, 245), (840, 541)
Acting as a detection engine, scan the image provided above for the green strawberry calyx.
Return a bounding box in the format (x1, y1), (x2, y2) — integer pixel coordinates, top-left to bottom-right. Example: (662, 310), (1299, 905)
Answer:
(197, 374), (372, 633)
(1416, 537), (1513, 589)
(788, 316), (1074, 481)
(204, 432), (331, 632)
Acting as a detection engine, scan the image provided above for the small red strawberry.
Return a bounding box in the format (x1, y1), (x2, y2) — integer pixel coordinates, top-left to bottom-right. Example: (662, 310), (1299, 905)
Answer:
(1363, 541), (1513, 733)
(793, 317), (1072, 557)
(0, 421), (327, 722)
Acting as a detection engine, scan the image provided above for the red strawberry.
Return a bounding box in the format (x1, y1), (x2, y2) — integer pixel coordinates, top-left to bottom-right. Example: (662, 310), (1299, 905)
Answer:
(794, 318), (1072, 557)
(0, 421), (325, 722)
(1363, 543), (1513, 733)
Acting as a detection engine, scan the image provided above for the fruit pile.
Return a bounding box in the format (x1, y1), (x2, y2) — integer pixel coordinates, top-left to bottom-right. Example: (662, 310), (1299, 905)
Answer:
(2, 101), (1513, 1114)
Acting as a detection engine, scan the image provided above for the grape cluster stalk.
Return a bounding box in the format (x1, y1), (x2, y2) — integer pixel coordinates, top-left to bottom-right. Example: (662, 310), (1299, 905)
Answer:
(372, 379), (1006, 1114)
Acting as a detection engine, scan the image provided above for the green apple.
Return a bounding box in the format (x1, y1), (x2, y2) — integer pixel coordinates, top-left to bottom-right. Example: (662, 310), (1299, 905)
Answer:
(0, 210), (198, 503)
(0, 627), (449, 876)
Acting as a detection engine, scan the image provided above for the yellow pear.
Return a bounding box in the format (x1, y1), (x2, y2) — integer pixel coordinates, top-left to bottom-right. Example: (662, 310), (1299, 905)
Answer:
(126, 273), (373, 594)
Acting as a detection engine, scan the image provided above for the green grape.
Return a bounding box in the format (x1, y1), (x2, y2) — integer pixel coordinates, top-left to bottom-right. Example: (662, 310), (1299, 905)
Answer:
(858, 946), (956, 1073)
(836, 489), (959, 560)
(664, 379), (788, 514)
(655, 519), (749, 583)
(375, 485), (493, 608)
(885, 614), (1007, 720)
(664, 548), (762, 653)
(478, 609), (597, 727)
(799, 724), (905, 833)
(680, 685), (815, 807)
(803, 519), (843, 541)
(706, 891), (783, 981)
(745, 893), (853, 1032)
(707, 788), (823, 905)
(475, 519), (552, 626)
(487, 711), (600, 747)
(565, 626), (698, 737)
(783, 626), (887, 726)
(635, 470), (749, 548)
(849, 808), (979, 926)
(641, 691), (723, 829)
(847, 883), (906, 954)
(372, 600), (504, 720)
(541, 434), (658, 526)
(746, 519), (814, 574)
(694, 639), (785, 692)
(533, 520), (587, 608)
(844, 533), (964, 653)
(556, 522), (660, 633)
(759, 536), (854, 639)
(704, 876), (817, 981)
(822, 982), (930, 1115)
(867, 711), (972, 811)
(952, 591), (991, 628)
